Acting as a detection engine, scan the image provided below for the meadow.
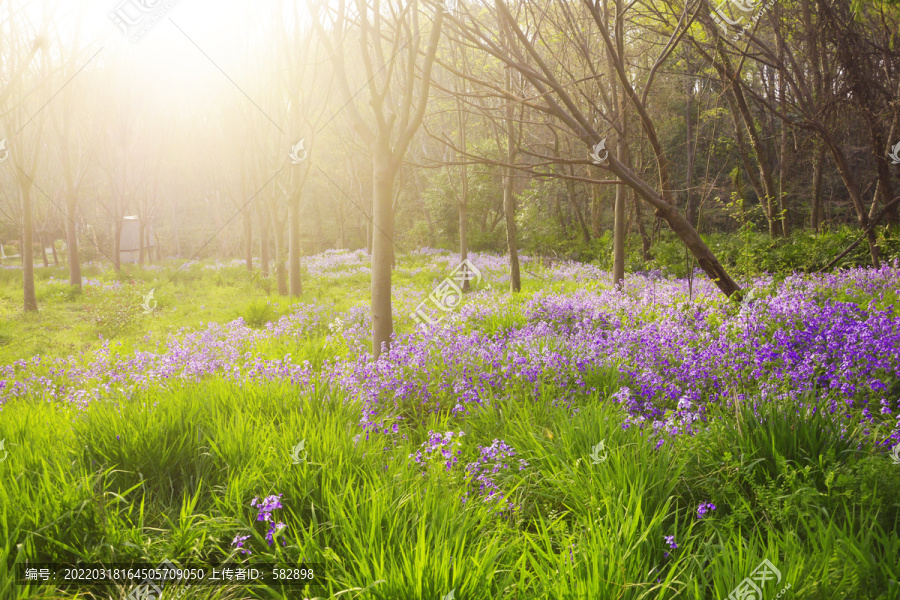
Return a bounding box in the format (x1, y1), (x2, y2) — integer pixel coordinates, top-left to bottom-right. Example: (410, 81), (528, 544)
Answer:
(1, 249), (899, 599)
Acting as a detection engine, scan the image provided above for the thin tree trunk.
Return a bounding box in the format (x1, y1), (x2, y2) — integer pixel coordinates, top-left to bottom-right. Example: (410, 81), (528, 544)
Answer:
(563, 171), (591, 244)
(777, 22), (790, 237)
(21, 181), (37, 311)
(613, 169), (626, 286)
(271, 205), (287, 294)
(138, 221), (145, 266)
(634, 194), (651, 262)
(243, 210), (253, 271)
(811, 144), (826, 232)
(608, 0), (626, 288)
(459, 202), (470, 290)
(113, 222), (121, 270)
(591, 183), (603, 237)
(51, 237), (58, 266)
(685, 71), (697, 227)
(414, 170), (435, 247)
(40, 232), (49, 267)
(717, 51), (780, 236)
(501, 117), (521, 291)
(66, 197), (81, 287)
(288, 194), (302, 297)
(820, 132), (880, 267)
(337, 200), (347, 249)
(256, 201), (270, 278)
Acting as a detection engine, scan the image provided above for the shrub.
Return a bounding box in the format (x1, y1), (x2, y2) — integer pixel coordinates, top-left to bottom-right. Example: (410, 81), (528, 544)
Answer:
(239, 298), (276, 328)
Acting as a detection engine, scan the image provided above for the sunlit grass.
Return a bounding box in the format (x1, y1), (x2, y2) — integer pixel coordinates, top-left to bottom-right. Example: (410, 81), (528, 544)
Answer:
(1, 254), (899, 598)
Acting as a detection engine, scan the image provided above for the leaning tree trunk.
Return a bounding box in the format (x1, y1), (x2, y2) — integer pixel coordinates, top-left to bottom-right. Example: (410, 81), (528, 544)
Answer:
(371, 146), (396, 360)
(608, 154), (742, 297)
(821, 133), (880, 267)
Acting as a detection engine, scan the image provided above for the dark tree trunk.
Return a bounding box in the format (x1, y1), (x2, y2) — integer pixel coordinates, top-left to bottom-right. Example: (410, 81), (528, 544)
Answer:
(811, 145), (826, 232)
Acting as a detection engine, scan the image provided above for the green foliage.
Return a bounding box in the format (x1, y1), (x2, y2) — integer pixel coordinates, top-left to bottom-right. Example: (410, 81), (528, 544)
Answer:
(643, 225), (900, 278)
(84, 282), (145, 335)
(238, 298), (277, 328)
(250, 267), (273, 294)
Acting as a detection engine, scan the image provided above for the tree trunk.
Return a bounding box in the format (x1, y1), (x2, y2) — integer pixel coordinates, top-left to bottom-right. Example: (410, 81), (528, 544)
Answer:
(634, 195), (652, 262)
(416, 171), (436, 247)
(51, 238), (58, 266)
(613, 171), (626, 287)
(40, 232), (49, 268)
(288, 194), (302, 297)
(811, 144), (826, 232)
(607, 7), (626, 286)
(609, 153), (742, 297)
(458, 105), (471, 291)
(819, 132), (880, 267)
(21, 181), (37, 311)
(868, 114), (899, 226)
(459, 201), (470, 291)
(564, 172), (591, 244)
(113, 222), (121, 270)
(256, 201), (270, 278)
(591, 183), (603, 237)
(66, 197), (81, 287)
(503, 161), (521, 293)
(138, 221), (145, 266)
(371, 148), (396, 359)
(777, 22), (790, 237)
(271, 207), (287, 294)
(685, 72), (697, 227)
(717, 51), (781, 236)
(337, 200), (346, 249)
(243, 210), (253, 271)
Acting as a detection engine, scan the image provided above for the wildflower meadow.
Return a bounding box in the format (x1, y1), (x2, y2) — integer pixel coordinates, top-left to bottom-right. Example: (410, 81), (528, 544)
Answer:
(1, 250), (898, 599)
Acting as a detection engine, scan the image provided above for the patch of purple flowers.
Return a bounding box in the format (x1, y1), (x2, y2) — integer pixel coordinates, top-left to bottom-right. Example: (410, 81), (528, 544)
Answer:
(409, 430), (465, 473)
(463, 439), (529, 513)
(697, 502), (717, 519)
(231, 493), (288, 554)
(232, 534), (251, 556)
(663, 534), (678, 558)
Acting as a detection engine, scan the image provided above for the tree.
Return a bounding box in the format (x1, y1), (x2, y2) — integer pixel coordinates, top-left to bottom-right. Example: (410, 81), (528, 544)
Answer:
(446, 0), (741, 296)
(313, 0), (445, 358)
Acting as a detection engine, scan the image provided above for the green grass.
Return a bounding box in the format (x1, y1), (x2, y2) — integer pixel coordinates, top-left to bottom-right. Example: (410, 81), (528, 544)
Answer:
(3, 378), (899, 598)
(1, 255), (899, 599)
